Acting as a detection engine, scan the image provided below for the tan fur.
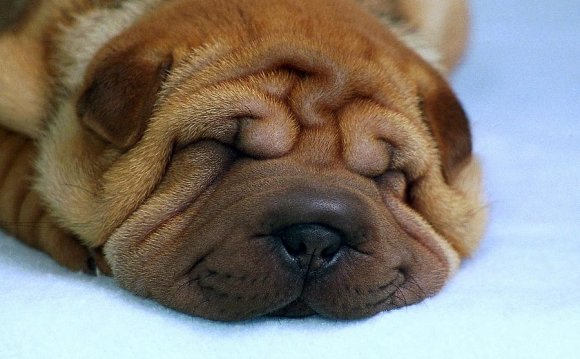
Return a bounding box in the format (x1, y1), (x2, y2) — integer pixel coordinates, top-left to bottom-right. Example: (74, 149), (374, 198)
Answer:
(0, 0), (485, 320)
(355, 0), (469, 73)
(0, 34), (48, 137)
(397, 0), (470, 71)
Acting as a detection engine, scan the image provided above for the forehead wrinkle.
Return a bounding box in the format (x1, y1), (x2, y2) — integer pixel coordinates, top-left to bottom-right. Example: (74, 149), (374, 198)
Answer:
(347, 56), (419, 118)
(159, 36), (424, 161)
(285, 55), (419, 130)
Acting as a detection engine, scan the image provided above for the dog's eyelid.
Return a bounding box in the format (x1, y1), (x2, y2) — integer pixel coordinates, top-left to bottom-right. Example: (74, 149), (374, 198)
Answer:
(415, 94), (426, 119)
(373, 170), (408, 200)
(276, 64), (311, 79)
(159, 54), (174, 79)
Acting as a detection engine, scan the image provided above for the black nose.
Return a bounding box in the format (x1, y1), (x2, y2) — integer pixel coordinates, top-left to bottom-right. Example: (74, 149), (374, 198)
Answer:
(278, 223), (343, 269)
(264, 184), (373, 271)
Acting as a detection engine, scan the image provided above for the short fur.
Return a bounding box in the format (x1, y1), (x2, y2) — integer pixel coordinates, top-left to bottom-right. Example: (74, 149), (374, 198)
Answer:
(0, 0), (485, 320)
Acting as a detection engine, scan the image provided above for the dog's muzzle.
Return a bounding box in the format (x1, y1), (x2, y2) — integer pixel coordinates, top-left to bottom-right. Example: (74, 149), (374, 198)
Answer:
(106, 146), (446, 321)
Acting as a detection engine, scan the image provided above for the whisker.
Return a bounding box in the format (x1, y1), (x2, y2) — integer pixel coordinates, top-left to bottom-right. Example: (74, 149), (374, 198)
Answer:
(394, 284), (408, 307)
(402, 274), (427, 301)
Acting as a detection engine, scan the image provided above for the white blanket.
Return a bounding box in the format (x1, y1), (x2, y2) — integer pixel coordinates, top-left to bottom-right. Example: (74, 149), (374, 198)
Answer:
(1, 0), (579, 358)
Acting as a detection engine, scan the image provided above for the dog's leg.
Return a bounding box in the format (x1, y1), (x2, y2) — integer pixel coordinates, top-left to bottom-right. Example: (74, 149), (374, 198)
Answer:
(393, 0), (470, 72)
(0, 127), (111, 274)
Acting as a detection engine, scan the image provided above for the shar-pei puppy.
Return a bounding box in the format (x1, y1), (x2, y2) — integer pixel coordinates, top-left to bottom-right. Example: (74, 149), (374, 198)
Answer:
(0, 0), (486, 320)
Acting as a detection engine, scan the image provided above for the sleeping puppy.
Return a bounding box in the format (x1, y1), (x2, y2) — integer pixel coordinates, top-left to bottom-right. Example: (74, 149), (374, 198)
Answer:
(0, 0), (485, 320)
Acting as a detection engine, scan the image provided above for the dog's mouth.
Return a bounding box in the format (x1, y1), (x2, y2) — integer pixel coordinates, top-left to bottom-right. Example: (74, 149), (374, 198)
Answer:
(169, 222), (434, 321)
(269, 258), (410, 319)
(174, 231), (415, 321)
(271, 298), (314, 317)
(271, 270), (410, 319)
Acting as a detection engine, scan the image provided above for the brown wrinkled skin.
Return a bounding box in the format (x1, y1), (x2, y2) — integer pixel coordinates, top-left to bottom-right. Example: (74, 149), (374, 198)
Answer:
(0, 0), (485, 321)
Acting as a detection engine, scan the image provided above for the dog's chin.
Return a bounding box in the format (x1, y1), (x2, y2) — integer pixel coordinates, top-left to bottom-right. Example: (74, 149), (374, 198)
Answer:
(270, 299), (316, 318)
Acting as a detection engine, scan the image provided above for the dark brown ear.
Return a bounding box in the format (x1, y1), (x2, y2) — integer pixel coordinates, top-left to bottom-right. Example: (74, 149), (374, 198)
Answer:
(76, 48), (173, 149)
(419, 75), (472, 182)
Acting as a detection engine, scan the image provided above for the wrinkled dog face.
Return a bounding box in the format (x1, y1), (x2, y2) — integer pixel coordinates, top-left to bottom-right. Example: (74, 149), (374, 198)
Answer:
(37, 0), (485, 320)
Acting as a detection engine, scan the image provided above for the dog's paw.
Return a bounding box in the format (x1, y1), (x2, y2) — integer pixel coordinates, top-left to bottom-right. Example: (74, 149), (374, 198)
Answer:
(36, 222), (111, 275)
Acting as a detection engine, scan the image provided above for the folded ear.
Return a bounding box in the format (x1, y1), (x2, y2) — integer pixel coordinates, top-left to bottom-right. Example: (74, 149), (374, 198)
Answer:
(394, 0), (469, 72)
(76, 48), (173, 149)
(418, 71), (472, 183)
(355, 0), (470, 72)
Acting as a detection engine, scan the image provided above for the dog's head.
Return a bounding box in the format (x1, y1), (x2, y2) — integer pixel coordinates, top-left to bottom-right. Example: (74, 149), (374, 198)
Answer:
(37, 0), (485, 320)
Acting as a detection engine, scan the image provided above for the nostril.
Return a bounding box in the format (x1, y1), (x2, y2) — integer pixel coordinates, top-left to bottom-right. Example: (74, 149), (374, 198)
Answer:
(278, 223), (342, 261)
(320, 245), (339, 259)
(284, 239), (307, 257)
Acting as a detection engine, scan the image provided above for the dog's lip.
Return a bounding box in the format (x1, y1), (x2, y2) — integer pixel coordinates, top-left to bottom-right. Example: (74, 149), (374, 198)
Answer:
(269, 298), (316, 318)
(381, 190), (454, 273)
(268, 266), (407, 319)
